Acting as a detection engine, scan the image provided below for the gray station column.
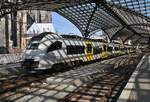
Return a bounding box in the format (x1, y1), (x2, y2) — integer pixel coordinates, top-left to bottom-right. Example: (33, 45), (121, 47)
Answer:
(11, 11), (18, 47)
(5, 15), (9, 48)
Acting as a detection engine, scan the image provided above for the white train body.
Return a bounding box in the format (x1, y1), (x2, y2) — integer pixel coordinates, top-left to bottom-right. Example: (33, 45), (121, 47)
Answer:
(22, 32), (127, 70)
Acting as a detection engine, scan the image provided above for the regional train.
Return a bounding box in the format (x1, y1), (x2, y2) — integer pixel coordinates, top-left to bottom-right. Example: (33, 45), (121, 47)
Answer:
(21, 32), (135, 71)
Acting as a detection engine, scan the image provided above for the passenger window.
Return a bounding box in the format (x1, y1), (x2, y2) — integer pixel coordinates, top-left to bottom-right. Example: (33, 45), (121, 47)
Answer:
(67, 45), (85, 55)
(47, 41), (62, 52)
(93, 46), (102, 54)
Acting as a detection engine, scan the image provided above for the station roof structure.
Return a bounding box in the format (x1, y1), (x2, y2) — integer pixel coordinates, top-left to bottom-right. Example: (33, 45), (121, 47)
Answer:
(0, 0), (150, 45)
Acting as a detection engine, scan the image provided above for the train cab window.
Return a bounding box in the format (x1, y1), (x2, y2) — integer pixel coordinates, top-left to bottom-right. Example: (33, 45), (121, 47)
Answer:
(27, 42), (39, 49)
(47, 41), (62, 52)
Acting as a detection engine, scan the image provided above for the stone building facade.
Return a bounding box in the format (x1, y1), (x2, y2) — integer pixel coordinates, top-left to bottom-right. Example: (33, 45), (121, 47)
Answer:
(0, 10), (52, 50)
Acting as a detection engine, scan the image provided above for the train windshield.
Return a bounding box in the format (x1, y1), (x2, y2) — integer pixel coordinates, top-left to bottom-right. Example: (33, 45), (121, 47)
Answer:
(27, 42), (40, 49)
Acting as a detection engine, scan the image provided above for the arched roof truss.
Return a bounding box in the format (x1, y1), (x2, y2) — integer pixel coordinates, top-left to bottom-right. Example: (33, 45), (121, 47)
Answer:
(0, 0), (150, 44)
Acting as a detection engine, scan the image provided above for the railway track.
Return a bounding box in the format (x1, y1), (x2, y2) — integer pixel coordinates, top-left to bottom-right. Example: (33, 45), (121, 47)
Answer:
(0, 73), (52, 94)
(0, 55), (120, 93)
(0, 54), (142, 102)
(0, 63), (84, 95)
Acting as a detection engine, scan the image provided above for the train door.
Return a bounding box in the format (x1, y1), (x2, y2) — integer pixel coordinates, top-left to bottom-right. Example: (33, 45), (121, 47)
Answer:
(102, 44), (108, 58)
(85, 41), (93, 61)
(107, 45), (113, 57)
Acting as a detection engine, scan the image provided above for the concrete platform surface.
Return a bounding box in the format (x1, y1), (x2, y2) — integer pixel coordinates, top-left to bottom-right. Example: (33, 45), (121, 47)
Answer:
(0, 54), (142, 102)
(118, 53), (150, 102)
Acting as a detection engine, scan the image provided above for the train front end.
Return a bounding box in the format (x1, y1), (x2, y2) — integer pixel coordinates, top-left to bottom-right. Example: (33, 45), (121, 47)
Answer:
(21, 40), (45, 71)
(21, 33), (54, 71)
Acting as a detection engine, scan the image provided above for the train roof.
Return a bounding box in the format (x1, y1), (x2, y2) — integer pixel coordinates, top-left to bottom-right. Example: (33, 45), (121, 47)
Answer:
(30, 32), (107, 43)
(30, 32), (49, 41)
(61, 34), (107, 43)
(61, 35), (82, 39)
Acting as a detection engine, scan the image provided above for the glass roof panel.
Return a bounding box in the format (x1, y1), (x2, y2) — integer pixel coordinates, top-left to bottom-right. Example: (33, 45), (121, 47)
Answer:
(1, 0), (150, 44)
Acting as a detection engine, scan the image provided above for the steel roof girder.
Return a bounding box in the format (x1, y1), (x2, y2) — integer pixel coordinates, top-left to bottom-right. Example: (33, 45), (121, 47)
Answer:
(110, 27), (125, 41)
(84, 2), (97, 37)
(98, 0), (143, 39)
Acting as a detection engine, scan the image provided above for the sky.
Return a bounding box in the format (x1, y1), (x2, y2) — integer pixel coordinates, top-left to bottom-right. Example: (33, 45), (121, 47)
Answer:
(52, 12), (82, 36)
(52, 12), (104, 38)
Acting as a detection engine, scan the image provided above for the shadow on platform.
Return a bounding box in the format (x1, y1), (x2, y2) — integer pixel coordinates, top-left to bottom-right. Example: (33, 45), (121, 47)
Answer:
(0, 54), (142, 102)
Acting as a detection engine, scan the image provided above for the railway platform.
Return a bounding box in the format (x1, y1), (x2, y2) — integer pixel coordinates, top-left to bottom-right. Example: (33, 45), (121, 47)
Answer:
(0, 53), (143, 102)
(118, 53), (150, 102)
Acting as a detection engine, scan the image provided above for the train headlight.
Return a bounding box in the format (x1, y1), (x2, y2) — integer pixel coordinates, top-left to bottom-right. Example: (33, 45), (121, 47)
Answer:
(34, 57), (40, 61)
